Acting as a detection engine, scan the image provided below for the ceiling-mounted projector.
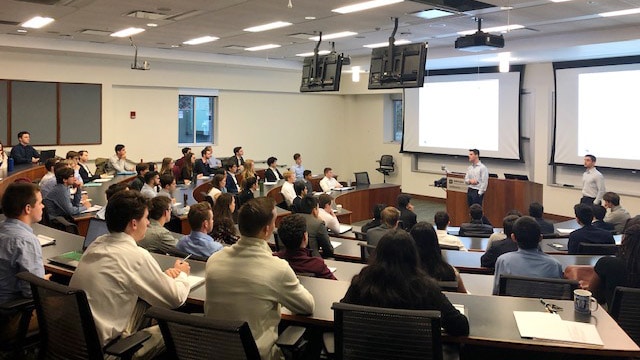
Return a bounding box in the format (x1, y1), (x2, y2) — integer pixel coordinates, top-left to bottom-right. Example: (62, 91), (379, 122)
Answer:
(455, 18), (504, 52)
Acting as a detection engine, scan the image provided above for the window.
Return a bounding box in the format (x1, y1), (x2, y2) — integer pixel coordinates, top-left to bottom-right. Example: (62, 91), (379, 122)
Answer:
(178, 93), (217, 144)
(392, 98), (403, 142)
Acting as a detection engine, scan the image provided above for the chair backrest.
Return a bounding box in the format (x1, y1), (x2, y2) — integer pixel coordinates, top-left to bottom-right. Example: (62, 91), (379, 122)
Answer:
(354, 172), (370, 185)
(193, 182), (214, 203)
(353, 231), (367, 241)
(146, 306), (261, 360)
(94, 157), (108, 176)
(357, 242), (376, 263)
(610, 286), (640, 345)
(498, 274), (579, 300)
(577, 243), (619, 255)
(16, 272), (104, 360)
(332, 302), (442, 360)
(379, 155), (394, 168)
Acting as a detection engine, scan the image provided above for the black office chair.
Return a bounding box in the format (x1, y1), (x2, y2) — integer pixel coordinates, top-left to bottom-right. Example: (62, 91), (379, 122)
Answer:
(330, 302), (443, 360)
(498, 274), (579, 300)
(609, 286), (640, 345)
(577, 243), (619, 255)
(0, 298), (38, 357)
(146, 306), (307, 360)
(40, 205), (79, 235)
(353, 172), (370, 186)
(16, 272), (150, 360)
(357, 241), (376, 263)
(353, 231), (367, 241)
(375, 155), (394, 183)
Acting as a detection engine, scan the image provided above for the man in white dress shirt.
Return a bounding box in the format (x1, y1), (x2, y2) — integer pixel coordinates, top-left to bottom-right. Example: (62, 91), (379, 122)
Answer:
(317, 193), (340, 234)
(280, 171), (297, 207)
(581, 154), (605, 205)
(464, 148), (488, 206)
(319, 167), (342, 192)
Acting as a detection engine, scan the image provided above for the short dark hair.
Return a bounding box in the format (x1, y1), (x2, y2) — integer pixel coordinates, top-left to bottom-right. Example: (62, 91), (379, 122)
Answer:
(323, 167), (331, 175)
(242, 176), (257, 191)
(17, 131), (30, 139)
(115, 144), (125, 153)
(502, 214), (520, 237)
(469, 148), (479, 156)
(55, 167), (75, 184)
(303, 170), (312, 177)
(293, 153), (301, 161)
(44, 158), (57, 171)
(585, 154), (596, 162)
(469, 204), (483, 220)
(299, 195), (318, 214)
(267, 156), (277, 166)
(318, 194), (332, 208)
(592, 205), (607, 221)
(66, 151), (78, 160)
(105, 190), (148, 233)
(188, 202), (212, 230)
(144, 171), (159, 184)
(512, 216), (541, 249)
(381, 206), (400, 227)
(201, 147), (211, 157)
(181, 147), (192, 155)
(238, 197), (275, 237)
(397, 194), (411, 208)
(136, 162), (150, 174)
(278, 214), (307, 250)
(78, 150), (87, 157)
(603, 192), (620, 206)
(160, 174), (175, 188)
(105, 183), (128, 201)
(574, 203), (594, 225)
(294, 180), (306, 196)
(224, 160), (237, 171)
(434, 211), (450, 230)
(372, 203), (386, 220)
(528, 202), (544, 218)
(2, 182), (39, 218)
(149, 196), (172, 220)
(233, 146), (242, 155)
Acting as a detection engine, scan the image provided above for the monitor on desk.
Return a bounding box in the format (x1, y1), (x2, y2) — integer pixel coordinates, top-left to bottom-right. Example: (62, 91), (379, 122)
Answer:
(504, 173), (529, 181)
(39, 149), (56, 164)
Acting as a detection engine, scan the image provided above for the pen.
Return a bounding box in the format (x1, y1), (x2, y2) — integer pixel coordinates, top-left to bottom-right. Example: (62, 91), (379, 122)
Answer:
(181, 254), (191, 263)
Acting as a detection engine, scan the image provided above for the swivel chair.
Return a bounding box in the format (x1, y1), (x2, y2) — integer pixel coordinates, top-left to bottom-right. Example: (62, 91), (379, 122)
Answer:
(375, 155), (395, 183)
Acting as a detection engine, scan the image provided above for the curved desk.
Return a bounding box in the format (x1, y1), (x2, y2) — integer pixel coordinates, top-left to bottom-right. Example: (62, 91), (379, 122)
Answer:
(0, 163), (47, 199)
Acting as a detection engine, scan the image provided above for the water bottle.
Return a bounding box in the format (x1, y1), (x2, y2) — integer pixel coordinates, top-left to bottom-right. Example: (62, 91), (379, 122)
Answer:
(183, 193), (188, 206)
(8, 157), (14, 172)
(259, 180), (265, 196)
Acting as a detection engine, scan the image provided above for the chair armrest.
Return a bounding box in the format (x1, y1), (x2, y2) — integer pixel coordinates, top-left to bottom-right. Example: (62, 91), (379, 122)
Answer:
(52, 216), (75, 227)
(276, 326), (306, 347)
(0, 298), (34, 311)
(104, 331), (151, 357)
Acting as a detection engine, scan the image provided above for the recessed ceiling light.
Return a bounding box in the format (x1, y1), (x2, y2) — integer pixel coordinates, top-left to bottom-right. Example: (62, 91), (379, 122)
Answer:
(598, 7), (640, 17)
(457, 24), (524, 35)
(17, 29), (27, 33)
(332, 0), (404, 14)
(147, 23), (158, 27)
(183, 36), (219, 45)
(170, 44), (180, 48)
(309, 31), (357, 41)
(305, 16), (316, 20)
(245, 44), (281, 51)
(244, 21), (292, 32)
(110, 27), (145, 37)
(296, 50), (331, 57)
(412, 9), (454, 19)
(363, 39), (411, 48)
(21, 16), (54, 29)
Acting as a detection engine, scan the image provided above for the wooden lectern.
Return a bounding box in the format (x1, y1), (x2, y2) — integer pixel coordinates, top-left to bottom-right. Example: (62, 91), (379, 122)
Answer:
(446, 173), (543, 226)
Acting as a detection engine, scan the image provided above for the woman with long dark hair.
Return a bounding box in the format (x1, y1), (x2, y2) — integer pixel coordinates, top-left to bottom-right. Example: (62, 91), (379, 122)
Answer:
(210, 193), (239, 245)
(411, 222), (467, 293)
(341, 229), (469, 336)
(207, 173), (226, 200)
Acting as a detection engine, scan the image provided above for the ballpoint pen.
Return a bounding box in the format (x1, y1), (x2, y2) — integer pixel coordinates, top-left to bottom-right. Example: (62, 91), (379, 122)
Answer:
(181, 254), (192, 263)
(540, 298), (562, 314)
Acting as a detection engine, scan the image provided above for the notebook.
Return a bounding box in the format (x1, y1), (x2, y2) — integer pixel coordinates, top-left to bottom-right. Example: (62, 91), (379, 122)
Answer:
(329, 224), (353, 234)
(37, 234), (56, 247)
(48, 218), (109, 268)
(187, 275), (205, 289)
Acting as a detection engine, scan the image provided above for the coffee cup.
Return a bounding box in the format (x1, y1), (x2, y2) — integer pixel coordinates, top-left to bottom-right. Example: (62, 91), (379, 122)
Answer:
(336, 204), (343, 210)
(574, 289), (598, 314)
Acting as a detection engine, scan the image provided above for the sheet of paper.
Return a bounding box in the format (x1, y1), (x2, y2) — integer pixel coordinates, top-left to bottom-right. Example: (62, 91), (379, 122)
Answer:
(556, 228), (574, 235)
(93, 178), (111, 183)
(186, 275), (205, 289)
(329, 267), (337, 273)
(83, 182), (103, 187)
(513, 311), (603, 346)
(331, 241), (341, 249)
(37, 234), (55, 247)
(81, 205), (103, 213)
(453, 304), (465, 315)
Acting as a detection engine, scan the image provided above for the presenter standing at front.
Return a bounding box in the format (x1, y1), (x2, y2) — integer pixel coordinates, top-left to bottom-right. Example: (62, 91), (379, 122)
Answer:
(581, 154), (605, 205)
(464, 149), (488, 206)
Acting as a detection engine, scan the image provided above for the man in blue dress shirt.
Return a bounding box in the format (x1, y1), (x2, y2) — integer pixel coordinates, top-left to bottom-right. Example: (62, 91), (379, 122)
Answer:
(176, 202), (222, 257)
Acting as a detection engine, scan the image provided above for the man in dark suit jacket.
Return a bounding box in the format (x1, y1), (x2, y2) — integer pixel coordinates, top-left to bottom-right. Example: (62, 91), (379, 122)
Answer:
(459, 204), (494, 237)
(224, 162), (239, 194)
(302, 170), (314, 194)
(194, 148), (214, 176)
(77, 150), (102, 183)
(591, 205), (615, 232)
(231, 146), (245, 172)
(480, 215), (519, 268)
(298, 196), (333, 258)
(528, 202), (555, 235)
(568, 203), (615, 254)
(397, 194), (417, 231)
(264, 156), (283, 182)
(291, 181), (307, 213)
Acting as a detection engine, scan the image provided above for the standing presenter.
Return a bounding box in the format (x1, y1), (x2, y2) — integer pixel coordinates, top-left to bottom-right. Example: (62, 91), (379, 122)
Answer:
(464, 148), (488, 206)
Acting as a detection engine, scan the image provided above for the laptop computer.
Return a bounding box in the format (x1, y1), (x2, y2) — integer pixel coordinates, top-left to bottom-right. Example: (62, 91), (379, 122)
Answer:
(48, 218), (109, 268)
(39, 149), (56, 164)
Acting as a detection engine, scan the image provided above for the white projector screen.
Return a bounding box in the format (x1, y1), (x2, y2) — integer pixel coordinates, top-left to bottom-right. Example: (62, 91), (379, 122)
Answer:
(402, 68), (522, 160)
(554, 58), (640, 169)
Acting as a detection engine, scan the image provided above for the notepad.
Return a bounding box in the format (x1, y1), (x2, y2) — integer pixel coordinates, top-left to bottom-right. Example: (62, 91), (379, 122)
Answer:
(81, 205), (102, 213)
(329, 267), (337, 273)
(93, 178), (111, 183)
(556, 228), (574, 236)
(187, 275), (205, 289)
(330, 241), (341, 249)
(513, 311), (603, 346)
(83, 182), (103, 187)
(37, 234), (56, 247)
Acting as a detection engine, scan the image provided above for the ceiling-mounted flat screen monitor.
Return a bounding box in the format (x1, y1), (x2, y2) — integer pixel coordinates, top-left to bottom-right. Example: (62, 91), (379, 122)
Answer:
(300, 51), (344, 92)
(368, 42), (427, 89)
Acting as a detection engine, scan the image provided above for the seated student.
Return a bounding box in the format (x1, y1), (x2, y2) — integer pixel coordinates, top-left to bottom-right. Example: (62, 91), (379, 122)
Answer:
(411, 222), (467, 292)
(603, 192), (631, 234)
(0, 183), (48, 343)
(302, 170), (314, 195)
(319, 167), (342, 192)
(65, 151), (84, 186)
(231, 146), (245, 173)
(224, 161), (240, 194)
(367, 206), (400, 248)
(480, 215), (520, 268)
(139, 196), (178, 254)
(459, 204), (494, 237)
(77, 150), (102, 183)
(159, 157), (174, 176)
(264, 156), (283, 182)
(43, 167), (91, 218)
(280, 171), (296, 208)
(342, 229), (469, 336)
(9, 131), (40, 165)
(38, 158), (58, 198)
(291, 153), (305, 180)
(140, 171), (160, 199)
(96, 183), (128, 220)
(237, 176), (257, 208)
(592, 205), (615, 232)
(587, 216), (640, 307)
(70, 190), (190, 359)
(158, 174), (189, 217)
(204, 197), (314, 360)
(397, 194), (417, 231)
(275, 214), (337, 280)
(205, 146), (223, 172)
(433, 211), (467, 251)
(361, 204), (386, 234)
(528, 202), (555, 235)
(174, 147), (191, 169)
(568, 203), (615, 254)
(211, 193), (239, 245)
(176, 202), (222, 258)
(129, 163), (150, 191)
(317, 193), (340, 234)
(298, 196), (334, 258)
(241, 159), (258, 182)
(207, 173), (227, 200)
(486, 209), (522, 247)
(106, 144), (134, 175)
(291, 180), (308, 214)
(195, 147), (214, 177)
(178, 152), (198, 185)
(492, 216), (563, 294)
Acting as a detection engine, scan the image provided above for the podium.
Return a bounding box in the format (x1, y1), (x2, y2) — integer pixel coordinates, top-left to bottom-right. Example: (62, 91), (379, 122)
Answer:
(446, 173), (543, 226)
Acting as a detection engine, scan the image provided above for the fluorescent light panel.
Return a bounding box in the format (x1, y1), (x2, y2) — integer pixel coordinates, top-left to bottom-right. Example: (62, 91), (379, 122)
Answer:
(363, 39), (411, 48)
(244, 21), (291, 32)
(332, 0), (404, 14)
(458, 24), (524, 35)
(245, 44), (281, 51)
(21, 16), (54, 29)
(296, 50), (331, 57)
(598, 7), (640, 17)
(110, 27), (145, 37)
(183, 36), (219, 45)
(413, 9), (453, 20)
(309, 31), (357, 41)
(550, 0), (572, 2)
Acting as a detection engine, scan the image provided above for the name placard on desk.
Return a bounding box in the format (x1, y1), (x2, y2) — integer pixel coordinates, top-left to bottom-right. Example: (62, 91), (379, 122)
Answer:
(447, 176), (468, 193)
